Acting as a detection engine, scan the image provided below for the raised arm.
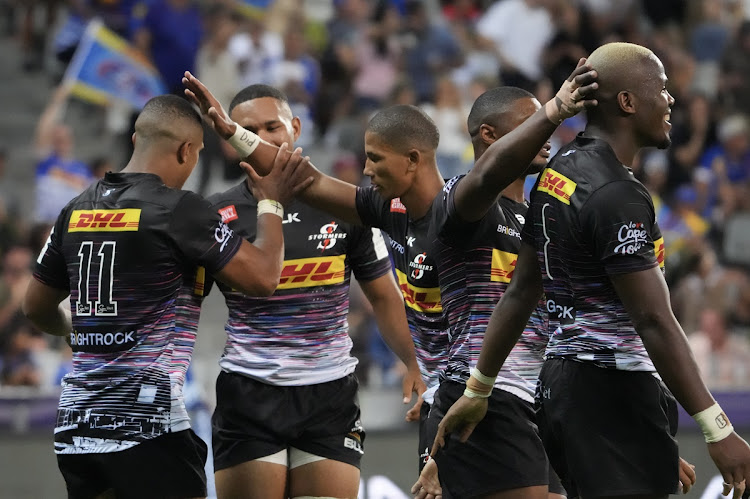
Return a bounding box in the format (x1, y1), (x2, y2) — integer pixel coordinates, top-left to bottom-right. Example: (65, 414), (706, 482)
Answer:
(431, 242), (543, 452)
(183, 71), (362, 225)
(454, 59), (597, 222)
(611, 267), (750, 499)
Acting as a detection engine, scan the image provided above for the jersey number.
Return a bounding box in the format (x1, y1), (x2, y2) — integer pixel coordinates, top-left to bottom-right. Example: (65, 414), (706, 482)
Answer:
(76, 241), (118, 316)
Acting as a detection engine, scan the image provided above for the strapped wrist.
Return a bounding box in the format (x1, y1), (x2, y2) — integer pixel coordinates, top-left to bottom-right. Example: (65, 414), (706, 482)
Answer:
(257, 199), (283, 219)
(693, 403), (733, 443)
(227, 124), (261, 158)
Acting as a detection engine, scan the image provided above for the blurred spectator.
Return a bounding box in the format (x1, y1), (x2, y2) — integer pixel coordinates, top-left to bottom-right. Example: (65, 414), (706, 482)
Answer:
(195, 4), (242, 194)
(0, 245), (32, 335)
(228, 14), (283, 89)
(666, 93), (711, 191)
(542, 0), (588, 91)
(689, 0), (731, 99)
(700, 114), (750, 186)
(18, 0), (60, 72)
(421, 76), (471, 179)
(131, 0), (203, 94)
(476, 0), (555, 91)
(33, 85), (94, 224)
(689, 308), (750, 389)
(720, 20), (750, 115)
(401, 0), (463, 103)
(89, 156), (115, 179)
(352, 0), (402, 113)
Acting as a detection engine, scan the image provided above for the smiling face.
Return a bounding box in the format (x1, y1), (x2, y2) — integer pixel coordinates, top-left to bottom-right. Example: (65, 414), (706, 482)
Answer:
(362, 131), (416, 200)
(632, 55), (675, 150)
(229, 96), (300, 174)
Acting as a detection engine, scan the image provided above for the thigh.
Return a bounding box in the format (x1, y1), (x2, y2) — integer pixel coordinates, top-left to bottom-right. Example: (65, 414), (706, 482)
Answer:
(433, 381), (549, 498)
(108, 430), (208, 499)
(211, 371), (289, 472)
(542, 359), (679, 498)
(289, 457), (360, 498)
(215, 459), (288, 499)
(292, 374), (365, 470)
(57, 453), (110, 499)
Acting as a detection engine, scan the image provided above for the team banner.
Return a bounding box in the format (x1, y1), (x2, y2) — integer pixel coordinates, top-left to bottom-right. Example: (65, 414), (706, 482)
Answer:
(236, 0), (274, 19)
(63, 19), (167, 109)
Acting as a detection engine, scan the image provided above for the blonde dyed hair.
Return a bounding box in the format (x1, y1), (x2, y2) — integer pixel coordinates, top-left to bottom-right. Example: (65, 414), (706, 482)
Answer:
(587, 42), (661, 97)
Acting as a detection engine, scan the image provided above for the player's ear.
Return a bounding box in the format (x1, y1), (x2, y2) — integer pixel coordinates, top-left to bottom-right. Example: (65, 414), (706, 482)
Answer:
(291, 116), (302, 142)
(479, 124), (497, 145)
(406, 149), (420, 172)
(131, 132), (136, 147)
(177, 141), (190, 164)
(617, 90), (636, 115)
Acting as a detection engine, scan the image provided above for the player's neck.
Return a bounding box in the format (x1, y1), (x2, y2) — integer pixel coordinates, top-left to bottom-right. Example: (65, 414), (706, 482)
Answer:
(122, 151), (177, 188)
(401, 169), (445, 220)
(500, 178), (525, 204)
(582, 123), (640, 167)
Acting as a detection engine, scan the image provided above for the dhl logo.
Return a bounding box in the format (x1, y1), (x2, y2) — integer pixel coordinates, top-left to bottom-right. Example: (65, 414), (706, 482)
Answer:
(68, 209), (141, 232)
(537, 169), (576, 205)
(491, 249), (517, 283)
(395, 269), (442, 313)
(277, 255), (346, 289)
(654, 237), (665, 268)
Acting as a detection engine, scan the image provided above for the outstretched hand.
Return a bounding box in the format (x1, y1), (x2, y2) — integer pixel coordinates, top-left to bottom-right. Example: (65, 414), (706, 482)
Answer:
(430, 395), (488, 458)
(182, 70), (236, 140)
(411, 458), (442, 499)
(241, 144), (312, 207)
(547, 58), (598, 123)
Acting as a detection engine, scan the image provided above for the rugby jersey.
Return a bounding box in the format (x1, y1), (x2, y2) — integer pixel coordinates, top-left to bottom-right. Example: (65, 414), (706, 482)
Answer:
(356, 187), (450, 404)
(34, 172), (241, 454)
(207, 182), (392, 386)
(434, 175), (549, 403)
(522, 134), (665, 371)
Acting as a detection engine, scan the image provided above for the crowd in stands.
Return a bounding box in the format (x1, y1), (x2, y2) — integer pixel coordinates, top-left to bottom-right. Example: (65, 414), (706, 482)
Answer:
(1, 0), (750, 394)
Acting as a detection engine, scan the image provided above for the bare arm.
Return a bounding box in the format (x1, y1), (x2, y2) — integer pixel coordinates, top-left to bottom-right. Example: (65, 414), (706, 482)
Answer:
(182, 71), (362, 224)
(454, 59), (598, 222)
(475, 242), (544, 376)
(35, 85), (69, 155)
(22, 279), (72, 336)
(359, 272), (426, 405)
(431, 242), (542, 451)
(612, 266), (750, 497)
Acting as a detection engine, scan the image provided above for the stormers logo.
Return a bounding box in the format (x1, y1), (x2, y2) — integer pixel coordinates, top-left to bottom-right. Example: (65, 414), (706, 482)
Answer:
(537, 169), (576, 205)
(395, 269), (442, 312)
(491, 249), (517, 283)
(68, 209), (141, 232)
(277, 255), (346, 289)
(309, 221), (347, 251)
(410, 252), (432, 279)
(654, 236), (665, 269)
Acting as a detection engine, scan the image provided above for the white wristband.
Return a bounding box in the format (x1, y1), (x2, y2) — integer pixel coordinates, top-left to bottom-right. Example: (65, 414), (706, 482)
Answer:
(693, 403), (734, 443)
(227, 124), (260, 158)
(257, 199), (283, 219)
(470, 367), (497, 387)
(464, 387), (492, 399)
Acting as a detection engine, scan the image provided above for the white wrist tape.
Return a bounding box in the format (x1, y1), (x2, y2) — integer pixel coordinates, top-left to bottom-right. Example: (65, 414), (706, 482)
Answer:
(257, 199), (283, 219)
(463, 386), (491, 399)
(470, 367), (497, 386)
(227, 124), (260, 158)
(693, 403), (734, 443)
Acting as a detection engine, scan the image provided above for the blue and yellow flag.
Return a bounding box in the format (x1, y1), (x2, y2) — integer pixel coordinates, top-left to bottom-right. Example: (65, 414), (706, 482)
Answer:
(236, 0), (274, 19)
(63, 19), (167, 109)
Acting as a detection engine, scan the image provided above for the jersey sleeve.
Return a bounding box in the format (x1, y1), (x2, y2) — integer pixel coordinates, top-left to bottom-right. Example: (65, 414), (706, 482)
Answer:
(168, 192), (242, 274)
(355, 186), (394, 233)
(579, 180), (659, 275)
(434, 175), (481, 247)
(33, 211), (70, 291)
(347, 225), (393, 282)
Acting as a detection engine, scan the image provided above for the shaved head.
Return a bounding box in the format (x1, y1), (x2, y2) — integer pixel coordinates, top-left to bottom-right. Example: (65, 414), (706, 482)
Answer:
(367, 105), (439, 153)
(135, 95), (203, 146)
(467, 86), (536, 137)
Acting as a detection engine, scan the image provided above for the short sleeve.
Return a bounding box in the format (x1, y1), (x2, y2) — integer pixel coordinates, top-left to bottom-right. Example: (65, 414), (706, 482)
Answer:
(168, 192), (242, 274)
(355, 186), (393, 232)
(33, 212), (70, 291)
(435, 175), (481, 246)
(347, 225), (392, 282)
(579, 180), (659, 275)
